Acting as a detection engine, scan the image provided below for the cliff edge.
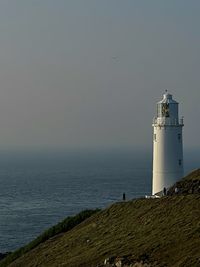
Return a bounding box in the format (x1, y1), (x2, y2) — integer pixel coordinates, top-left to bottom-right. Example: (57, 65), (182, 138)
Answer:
(1, 170), (200, 267)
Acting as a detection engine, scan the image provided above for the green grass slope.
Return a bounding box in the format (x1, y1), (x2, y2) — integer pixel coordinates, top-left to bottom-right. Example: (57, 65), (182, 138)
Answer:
(0, 209), (100, 267)
(1, 170), (200, 267)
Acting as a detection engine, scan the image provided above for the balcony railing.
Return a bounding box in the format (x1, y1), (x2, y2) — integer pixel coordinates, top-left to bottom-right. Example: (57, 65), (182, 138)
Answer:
(152, 117), (184, 126)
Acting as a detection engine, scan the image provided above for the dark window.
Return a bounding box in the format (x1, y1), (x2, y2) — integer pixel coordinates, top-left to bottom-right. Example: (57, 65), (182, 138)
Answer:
(179, 159), (182, 166)
(178, 133), (181, 141)
(162, 103), (170, 117)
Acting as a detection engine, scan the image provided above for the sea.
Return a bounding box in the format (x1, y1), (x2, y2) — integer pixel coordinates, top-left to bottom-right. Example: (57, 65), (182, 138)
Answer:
(0, 149), (199, 253)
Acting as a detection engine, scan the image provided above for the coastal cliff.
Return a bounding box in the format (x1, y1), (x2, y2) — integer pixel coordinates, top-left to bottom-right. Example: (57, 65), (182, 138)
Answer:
(1, 170), (200, 267)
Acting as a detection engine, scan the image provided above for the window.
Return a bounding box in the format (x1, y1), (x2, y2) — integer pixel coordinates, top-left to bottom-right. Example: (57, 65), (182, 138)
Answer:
(154, 134), (157, 142)
(179, 159), (182, 166)
(178, 134), (181, 141)
(162, 103), (170, 117)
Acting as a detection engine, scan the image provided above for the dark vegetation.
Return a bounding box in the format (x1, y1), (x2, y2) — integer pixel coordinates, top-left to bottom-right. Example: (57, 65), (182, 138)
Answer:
(0, 209), (100, 267)
(168, 168), (200, 195)
(0, 254), (10, 262)
(1, 169), (200, 267)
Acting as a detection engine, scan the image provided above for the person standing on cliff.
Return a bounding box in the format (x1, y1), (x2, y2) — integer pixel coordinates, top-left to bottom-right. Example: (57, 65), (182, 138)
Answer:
(123, 193), (126, 201)
(175, 187), (179, 194)
(163, 187), (167, 196)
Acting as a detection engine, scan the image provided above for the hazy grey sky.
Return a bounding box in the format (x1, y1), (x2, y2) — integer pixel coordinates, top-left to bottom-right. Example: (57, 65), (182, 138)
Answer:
(0, 0), (199, 150)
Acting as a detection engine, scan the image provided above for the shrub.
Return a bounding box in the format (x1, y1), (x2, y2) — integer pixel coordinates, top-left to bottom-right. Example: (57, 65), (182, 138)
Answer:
(0, 209), (100, 267)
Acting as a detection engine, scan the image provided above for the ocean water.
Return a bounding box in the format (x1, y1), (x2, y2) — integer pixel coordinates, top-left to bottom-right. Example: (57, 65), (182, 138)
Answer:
(0, 149), (198, 253)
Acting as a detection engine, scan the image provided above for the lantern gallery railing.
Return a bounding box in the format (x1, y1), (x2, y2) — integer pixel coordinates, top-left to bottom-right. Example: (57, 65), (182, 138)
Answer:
(152, 117), (184, 126)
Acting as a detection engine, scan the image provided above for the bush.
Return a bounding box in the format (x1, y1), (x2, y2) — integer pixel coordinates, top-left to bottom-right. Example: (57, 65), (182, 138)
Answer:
(0, 209), (100, 267)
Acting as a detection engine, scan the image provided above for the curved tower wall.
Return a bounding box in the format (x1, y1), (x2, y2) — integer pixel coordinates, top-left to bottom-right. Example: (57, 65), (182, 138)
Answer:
(152, 93), (184, 195)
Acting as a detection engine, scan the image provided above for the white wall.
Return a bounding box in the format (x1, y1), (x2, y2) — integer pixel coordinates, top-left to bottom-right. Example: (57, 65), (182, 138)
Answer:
(152, 125), (183, 194)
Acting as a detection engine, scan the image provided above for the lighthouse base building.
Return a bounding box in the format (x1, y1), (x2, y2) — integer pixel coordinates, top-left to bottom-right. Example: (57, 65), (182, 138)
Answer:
(152, 92), (184, 195)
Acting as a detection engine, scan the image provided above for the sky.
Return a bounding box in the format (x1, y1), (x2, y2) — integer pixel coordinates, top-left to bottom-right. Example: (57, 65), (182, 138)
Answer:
(0, 0), (199, 151)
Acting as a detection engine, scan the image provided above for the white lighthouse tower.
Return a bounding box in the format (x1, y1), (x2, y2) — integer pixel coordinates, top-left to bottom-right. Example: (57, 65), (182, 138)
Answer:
(152, 91), (184, 195)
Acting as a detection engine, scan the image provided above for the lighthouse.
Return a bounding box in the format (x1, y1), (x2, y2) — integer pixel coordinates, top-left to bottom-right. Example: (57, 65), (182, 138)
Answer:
(152, 91), (184, 195)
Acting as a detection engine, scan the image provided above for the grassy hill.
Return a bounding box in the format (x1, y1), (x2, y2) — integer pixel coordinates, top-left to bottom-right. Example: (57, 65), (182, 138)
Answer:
(1, 170), (200, 267)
